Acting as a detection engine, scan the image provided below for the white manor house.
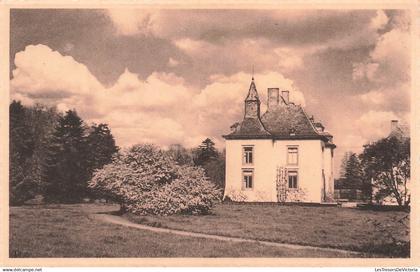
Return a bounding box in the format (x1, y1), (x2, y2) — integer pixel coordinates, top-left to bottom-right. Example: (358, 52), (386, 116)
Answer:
(223, 78), (336, 203)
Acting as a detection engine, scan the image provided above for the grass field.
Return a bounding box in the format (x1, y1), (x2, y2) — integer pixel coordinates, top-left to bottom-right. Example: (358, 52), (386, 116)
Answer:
(125, 203), (410, 257)
(9, 203), (409, 257)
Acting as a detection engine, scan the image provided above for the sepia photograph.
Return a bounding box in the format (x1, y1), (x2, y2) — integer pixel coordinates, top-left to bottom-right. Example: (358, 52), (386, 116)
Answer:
(2, 4), (416, 264)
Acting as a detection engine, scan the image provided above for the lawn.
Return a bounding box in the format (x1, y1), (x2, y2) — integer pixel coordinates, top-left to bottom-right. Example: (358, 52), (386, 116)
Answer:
(124, 203), (410, 257)
(10, 203), (369, 258)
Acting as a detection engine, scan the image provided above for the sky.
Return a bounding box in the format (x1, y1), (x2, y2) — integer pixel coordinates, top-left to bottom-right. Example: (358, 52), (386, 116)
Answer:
(9, 9), (411, 176)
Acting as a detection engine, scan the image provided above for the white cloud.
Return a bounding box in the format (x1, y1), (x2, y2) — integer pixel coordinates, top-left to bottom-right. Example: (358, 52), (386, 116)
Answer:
(351, 11), (410, 144)
(356, 110), (399, 141)
(167, 57), (179, 67)
(174, 38), (208, 54)
(352, 19), (410, 87)
(369, 10), (389, 30)
(11, 44), (103, 99)
(274, 47), (304, 71)
(359, 90), (385, 105)
(11, 44), (303, 150)
(106, 10), (160, 36)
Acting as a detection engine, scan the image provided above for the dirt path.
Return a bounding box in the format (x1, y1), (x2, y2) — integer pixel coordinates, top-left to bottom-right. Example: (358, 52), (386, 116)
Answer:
(93, 213), (368, 257)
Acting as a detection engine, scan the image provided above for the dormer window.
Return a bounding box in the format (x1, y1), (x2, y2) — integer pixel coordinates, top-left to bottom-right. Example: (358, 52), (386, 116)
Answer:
(243, 146), (253, 165)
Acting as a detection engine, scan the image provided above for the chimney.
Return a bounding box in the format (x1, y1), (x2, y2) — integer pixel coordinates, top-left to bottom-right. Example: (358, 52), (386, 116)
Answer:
(281, 90), (289, 104)
(267, 88), (279, 110)
(391, 120), (398, 133)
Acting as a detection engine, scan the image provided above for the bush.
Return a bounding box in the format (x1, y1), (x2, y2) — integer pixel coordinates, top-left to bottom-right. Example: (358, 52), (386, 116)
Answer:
(88, 144), (222, 215)
(130, 166), (222, 215)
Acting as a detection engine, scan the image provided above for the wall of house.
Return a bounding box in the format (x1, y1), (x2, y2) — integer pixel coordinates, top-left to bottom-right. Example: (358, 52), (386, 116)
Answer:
(224, 139), (277, 202)
(224, 139), (325, 202)
(322, 145), (334, 200)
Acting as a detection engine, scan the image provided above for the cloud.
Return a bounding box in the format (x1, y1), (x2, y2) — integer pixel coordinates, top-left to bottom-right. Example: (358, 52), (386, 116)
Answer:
(355, 110), (399, 140)
(105, 9), (384, 77)
(352, 11), (410, 87)
(274, 47), (305, 71)
(106, 9), (160, 36)
(369, 10), (389, 30)
(105, 9), (377, 49)
(351, 9), (410, 140)
(167, 57), (179, 67)
(11, 44), (103, 98)
(359, 90), (385, 105)
(11, 44), (303, 150)
(352, 62), (379, 81)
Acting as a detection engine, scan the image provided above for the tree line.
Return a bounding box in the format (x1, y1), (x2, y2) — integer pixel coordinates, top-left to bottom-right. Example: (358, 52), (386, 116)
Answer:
(10, 101), (119, 205)
(9, 101), (225, 205)
(338, 134), (410, 207)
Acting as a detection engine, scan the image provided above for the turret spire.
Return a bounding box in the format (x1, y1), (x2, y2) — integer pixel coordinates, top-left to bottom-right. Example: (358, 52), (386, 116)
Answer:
(246, 77), (259, 101)
(244, 77), (261, 119)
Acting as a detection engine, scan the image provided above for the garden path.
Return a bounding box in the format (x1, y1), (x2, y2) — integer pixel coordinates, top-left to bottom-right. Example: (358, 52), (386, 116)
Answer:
(93, 213), (369, 257)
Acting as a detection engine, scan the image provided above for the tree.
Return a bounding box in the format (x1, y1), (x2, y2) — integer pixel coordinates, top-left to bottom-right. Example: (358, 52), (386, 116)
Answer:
(9, 101), (61, 205)
(342, 153), (363, 189)
(192, 139), (225, 190)
(339, 151), (352, 179)
(25, 104), (61, 191)
(193, 138), (218, 165)
(360, 136), (410, 207)
(86, 123), (119, 174)
(166, 144), (193, 165)
(202, 151), (226, 190)
(43, 110), (89, 203)
(9, 101), (35, 205)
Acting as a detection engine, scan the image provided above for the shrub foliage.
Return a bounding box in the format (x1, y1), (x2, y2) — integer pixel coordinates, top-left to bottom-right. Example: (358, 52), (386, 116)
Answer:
(88, 144), (222, 215)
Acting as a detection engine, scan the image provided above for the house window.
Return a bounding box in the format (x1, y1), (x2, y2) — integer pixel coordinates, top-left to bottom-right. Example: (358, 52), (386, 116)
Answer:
(242, 169), (253, 189)
(288, 170), (298, 189)
(287, 146), (298, 165)
(243, 146), (253, 164)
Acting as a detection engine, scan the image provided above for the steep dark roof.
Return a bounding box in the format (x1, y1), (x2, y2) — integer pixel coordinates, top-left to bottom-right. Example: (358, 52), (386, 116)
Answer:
(260, 103), (319, 137)
(227, 117), (271, 138)
(223, 78), (335, 147)
(224, 96), (335, 145)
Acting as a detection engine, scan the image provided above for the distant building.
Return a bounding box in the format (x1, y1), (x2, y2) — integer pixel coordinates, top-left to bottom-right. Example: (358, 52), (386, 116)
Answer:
(223, 78), (336, 203)
(388, 119), (408, 140)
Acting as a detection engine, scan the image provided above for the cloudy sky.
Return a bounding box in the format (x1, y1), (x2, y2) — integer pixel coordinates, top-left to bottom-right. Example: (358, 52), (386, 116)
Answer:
(10, 9), (411, 176)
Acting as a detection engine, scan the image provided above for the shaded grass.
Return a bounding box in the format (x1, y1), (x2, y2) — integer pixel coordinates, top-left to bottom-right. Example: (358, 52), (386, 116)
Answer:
(10, 204), (366, 258)
(124, 203), (410, 257)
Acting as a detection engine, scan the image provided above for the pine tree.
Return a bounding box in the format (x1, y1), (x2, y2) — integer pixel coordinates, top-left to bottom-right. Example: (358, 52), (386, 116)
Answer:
(339, 151), (351, 179)
(86, 123), (119, 175)
(193, 138), (218, 165)
(192, 139), (225, 189)
(342, 153), (364, 189)
(9, 101), (36, 205)
(43, 110), (89, 203)
(26, 104), (60, 192)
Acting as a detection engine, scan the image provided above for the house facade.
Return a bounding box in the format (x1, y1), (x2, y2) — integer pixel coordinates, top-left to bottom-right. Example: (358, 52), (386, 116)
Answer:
(223, 78), (336, 203)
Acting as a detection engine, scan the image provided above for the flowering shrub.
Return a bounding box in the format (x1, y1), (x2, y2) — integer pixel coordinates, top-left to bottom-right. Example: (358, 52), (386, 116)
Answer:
(224, 189), (248, 202)
(88, 144), (222, 215)
(130, 166), (222, 215)
(285, 188), (308, 202)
